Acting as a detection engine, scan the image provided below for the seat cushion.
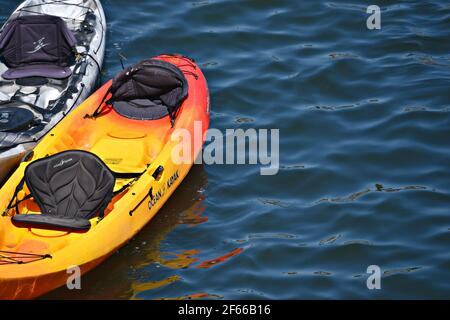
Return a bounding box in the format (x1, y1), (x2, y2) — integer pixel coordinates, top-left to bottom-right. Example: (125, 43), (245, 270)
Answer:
(0, 15), (76, 79)
(2, 64), (72, 80)
(24, 150), (116, 222)
(113, 99), (169, 120)
(109, 59), (188, 120)
(13, 214), (91, 231)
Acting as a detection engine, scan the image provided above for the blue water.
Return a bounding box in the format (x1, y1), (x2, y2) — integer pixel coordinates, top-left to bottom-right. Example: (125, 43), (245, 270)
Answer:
(2, 0), (450, 299)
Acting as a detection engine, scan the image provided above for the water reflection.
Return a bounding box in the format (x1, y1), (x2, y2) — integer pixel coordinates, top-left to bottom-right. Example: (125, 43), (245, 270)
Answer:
(196, 248), (244, 269)
(156, 293), (223, 300)
(156, 249), (200, 270)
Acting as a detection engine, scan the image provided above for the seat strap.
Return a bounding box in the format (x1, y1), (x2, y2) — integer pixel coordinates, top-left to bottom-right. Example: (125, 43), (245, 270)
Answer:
(97, 168), (147, 221)
(84, 87), (111, 119)
(111, 170), (145, 179)
(1, 177), (32, 217)
(111, 168), (147, 197)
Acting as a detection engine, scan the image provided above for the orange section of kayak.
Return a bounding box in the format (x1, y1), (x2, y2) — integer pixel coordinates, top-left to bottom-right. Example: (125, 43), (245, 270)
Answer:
(0, 54), (210, 299)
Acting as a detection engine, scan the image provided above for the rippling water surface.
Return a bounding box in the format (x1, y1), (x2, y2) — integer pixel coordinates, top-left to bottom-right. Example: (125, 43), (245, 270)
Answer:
(2, 0), (450, 299)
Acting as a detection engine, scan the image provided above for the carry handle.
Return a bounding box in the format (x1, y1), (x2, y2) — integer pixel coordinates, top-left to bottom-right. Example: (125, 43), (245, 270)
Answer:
(152, 165), (164, 181)
(128, 166), (163, 217)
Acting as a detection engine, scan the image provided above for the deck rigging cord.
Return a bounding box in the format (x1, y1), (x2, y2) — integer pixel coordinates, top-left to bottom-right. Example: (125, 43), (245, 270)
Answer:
(0, 250), (52, 265)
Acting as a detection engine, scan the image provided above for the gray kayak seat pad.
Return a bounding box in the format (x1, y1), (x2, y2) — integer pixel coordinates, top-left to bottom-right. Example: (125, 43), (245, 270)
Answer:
(11, 150), (116, 231)
(113, 99), (169, 120)
(0, 14), (77, 80)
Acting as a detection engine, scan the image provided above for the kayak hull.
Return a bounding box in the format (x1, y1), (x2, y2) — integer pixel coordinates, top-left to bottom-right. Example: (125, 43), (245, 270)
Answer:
(0, 255), (108, 299)
(0, 54), (210, 299)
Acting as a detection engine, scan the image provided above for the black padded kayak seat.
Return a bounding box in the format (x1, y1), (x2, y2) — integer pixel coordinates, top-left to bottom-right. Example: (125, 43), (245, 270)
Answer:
(0, 107), (35, 132)
(0, 15), (77, 80)
(109, 59), (188, 122)
(12, 150), (116, 231)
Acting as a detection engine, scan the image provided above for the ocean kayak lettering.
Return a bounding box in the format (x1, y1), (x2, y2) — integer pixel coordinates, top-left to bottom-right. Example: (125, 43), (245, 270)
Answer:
(167, 170), (179, 188)
(148, 170), (179, 209)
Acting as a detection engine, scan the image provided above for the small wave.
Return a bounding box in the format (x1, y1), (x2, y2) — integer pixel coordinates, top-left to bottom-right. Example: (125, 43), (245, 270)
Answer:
(315, 184), (429, 204)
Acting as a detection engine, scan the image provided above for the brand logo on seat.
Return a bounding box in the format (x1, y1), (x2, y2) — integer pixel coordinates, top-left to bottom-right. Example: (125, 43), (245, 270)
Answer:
(27, 37), (50, 54)
(53, 158), (73, 168)
(0, 112), (9, 123)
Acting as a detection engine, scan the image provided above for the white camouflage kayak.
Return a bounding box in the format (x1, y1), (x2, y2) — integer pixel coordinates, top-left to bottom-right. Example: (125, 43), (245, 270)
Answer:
(0, 0), (106, 185)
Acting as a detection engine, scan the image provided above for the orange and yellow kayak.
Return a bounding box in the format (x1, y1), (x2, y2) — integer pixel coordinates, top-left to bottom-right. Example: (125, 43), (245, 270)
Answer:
(0, 54), (210, 299)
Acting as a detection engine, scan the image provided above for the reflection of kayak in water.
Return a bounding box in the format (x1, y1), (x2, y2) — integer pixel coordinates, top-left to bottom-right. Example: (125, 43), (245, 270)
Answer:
(196, 248), (244, 269)
(0, 54), (210, 299)
(43, 163), (244, 300)
(0, 0), (106, 186)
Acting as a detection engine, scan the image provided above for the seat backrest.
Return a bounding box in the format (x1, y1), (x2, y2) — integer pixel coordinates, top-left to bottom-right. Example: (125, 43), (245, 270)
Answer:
(109, 59), (189, 114)
(0, 14), (76, 68)
(24, 150), (115, 220)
